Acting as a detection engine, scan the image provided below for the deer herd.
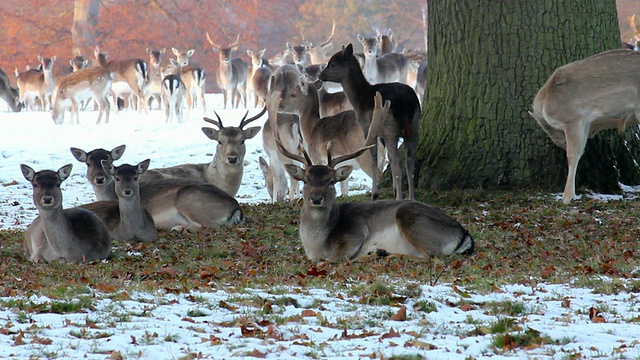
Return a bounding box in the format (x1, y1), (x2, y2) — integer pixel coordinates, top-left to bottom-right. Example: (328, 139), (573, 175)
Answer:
(11, 22), (640, 266)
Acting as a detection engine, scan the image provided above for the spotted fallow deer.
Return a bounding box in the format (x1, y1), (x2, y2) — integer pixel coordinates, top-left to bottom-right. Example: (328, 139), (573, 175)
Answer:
(80, 159), (157, 243)
(51, 66), (112, 125)
(143, 108), (266, 196)
(71, 145), (244, 230)
(93, 46), (148, 112)
(170, 47), (207, 115)
(530, 49), (640, 204)
(16, 56), (56, 111)
(277, 92), (474, 262)
(207, 33), (249, 109)
(319, 44), (421, 200)
(21, 163), (112, 263)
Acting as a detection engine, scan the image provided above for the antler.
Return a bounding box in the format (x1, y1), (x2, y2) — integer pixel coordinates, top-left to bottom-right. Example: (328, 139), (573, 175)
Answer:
(205, 32), (220, 48)
(203, 112), (224, 128)
(239, 106), (267, 129)
(319, 19), (337, 47)
(276, 133), (311, 167)
(229, 34), (241, 48)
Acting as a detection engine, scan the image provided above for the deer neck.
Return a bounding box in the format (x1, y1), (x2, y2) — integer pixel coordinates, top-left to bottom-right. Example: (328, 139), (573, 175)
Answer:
(206, 158), (242, 196)
(94, 182), (118, 202)
(341, 60), (372, 112)
(361, 54), (378, 84)
(218, 60), (234, 86)
(117, 195), (146, 231)
(299, 201), (340, 260)
(39, 207), (75, 256)
(299, 87), (322, 144)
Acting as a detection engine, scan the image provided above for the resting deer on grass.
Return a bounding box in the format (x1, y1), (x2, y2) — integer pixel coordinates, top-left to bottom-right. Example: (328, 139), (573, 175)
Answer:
(143, 108), (266, 196)
(530, 49), (640, 204)
(71, 145), (244, 230)
(81, 159), (157, 243)
(277, 92), (474, 262)
(21, 164), (112, 263)
(319, 44), (421, 200)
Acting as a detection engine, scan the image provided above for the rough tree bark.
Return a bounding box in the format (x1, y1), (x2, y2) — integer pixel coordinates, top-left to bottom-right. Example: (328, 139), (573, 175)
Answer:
(416, 0), (640, 196)
(71, 0), (100, 56)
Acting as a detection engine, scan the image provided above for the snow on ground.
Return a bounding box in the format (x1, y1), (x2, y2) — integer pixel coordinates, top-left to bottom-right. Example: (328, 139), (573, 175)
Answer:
(1, 95), (640, 359)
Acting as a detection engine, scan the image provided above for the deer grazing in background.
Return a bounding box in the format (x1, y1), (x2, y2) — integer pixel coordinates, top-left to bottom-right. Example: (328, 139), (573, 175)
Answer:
(320, 44), (421, 200)
(279, 75), (377, 197)
(93, 46), (148, 112)
(51, 66), (112, 125)
(357, 34), (409, 85)
(0, 68), (21, 112)
(81, 159), (157, 243)
(160, 58), (187, 123)
(145, 48), (166, 110)
(296, 63), (353, 118)
(246, 49), (273, 107)
(170, 47), (207, 115)
(143, 108), (266, 196)
(530, 49), (640, 204)
(16, 56), (56, 111)
(71, 145), (244, 230)
(207, 33), (249, 109)
(277, 92), (474, 262)
(260, 85), (301, 202)
(21, 163), (112, 263)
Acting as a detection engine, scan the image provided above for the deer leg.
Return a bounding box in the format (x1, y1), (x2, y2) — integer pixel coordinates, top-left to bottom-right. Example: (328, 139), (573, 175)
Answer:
(370, 145), (379, 200)
(387, 139), (403, 200)
(562, 124), (589, 204)
(404, 135), (417, 200)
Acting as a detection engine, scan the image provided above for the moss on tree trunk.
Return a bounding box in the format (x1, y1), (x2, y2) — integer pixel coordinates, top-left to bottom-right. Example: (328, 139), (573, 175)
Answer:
(416, 0), (640, 195)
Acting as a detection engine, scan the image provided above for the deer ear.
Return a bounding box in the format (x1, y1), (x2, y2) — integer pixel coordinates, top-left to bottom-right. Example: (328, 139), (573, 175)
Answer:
(284, 164), (305, 181)
(58, 164), (73, 181)
(138, 159), (151, 174)
(244, 126), (261, 140)
(111, 144), (126, 160)
(20, 164), (36, 182)
(202, 127), (220, 141)
(70, 147), (88, 162)
(344, 44), (353, 57)
(357, 34), (365, 42)
(334, 166), (353, 182)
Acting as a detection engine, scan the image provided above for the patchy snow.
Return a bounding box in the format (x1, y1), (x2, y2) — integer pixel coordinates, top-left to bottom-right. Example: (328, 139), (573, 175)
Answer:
(1, 95), (640, 359)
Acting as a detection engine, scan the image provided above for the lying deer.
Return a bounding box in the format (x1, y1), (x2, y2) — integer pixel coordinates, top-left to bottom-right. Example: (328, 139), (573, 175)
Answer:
(21, 164), (112, 263)
(142, 108), (265, 196)
(319, 44), (421, 200)
(279, 75), (377, 197)
(51, 66), (112, 125)
(530, 49), (640, 204)
(277, 92), (474, 262)
(71, 145), (244, 229)
(260, 86), (301, 202)
(81, 159), (157, 243)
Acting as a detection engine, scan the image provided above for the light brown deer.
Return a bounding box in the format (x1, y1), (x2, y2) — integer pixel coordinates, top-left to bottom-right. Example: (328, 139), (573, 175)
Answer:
(530, 49), (640, 204)
(16, 56), (56, 111)
(357, 34), (409, 85)
(51, 66), (112, 125)
(143, 108), (266, 196)
(160, 58), (187, 123)
(207, 33), (249, 109)
(260, 85), (301, 202)
(144, 48), (166, 110)
(0, 67), (21, 112)
(296, 63), (353, 118)
(21, 164), (112, 263)
(170, 47), (207, 115)
(277, 92), (474, 262)
(246, 49), (273, 107)
(81, 159), (157, 243)
(93, 46), (148, 112)
(71, 145), (245, 229)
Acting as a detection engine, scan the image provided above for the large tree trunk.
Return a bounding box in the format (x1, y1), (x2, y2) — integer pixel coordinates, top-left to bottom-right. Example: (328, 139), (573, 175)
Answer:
(416, 0), (640, 196)
(71, 0), (100, 55)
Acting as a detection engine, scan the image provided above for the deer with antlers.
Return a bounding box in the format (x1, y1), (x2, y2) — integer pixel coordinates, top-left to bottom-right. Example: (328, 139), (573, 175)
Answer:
(207, 33), (249, 109)
(277, 92), (474, 262)
(143, 108), (266, 196)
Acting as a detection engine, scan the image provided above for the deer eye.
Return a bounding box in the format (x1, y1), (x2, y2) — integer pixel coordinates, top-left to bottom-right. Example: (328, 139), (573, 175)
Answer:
(115, 177), (120, 182)
(134, 177), (138, 181)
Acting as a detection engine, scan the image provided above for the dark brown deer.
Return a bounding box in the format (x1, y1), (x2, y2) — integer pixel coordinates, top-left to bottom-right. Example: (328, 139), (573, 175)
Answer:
(319, 44), (421, 200)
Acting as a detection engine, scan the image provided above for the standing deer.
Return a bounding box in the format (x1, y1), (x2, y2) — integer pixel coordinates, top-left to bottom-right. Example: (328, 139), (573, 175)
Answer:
(357, 34), (409, 85)
(276, 92), (474, 262)
(71, 146), (245, 229)
(143, 108), (266, 196)
(0, 68), (21, 112)
(319, 44), (421, 200)
(161, 58), (187, 123)
(296, 63), (353, 118)
(170, 47), (207, 115)
(93, 46), (148, 112)
(145, 48), (166, 110)
(81, 159), (157, 243)
(246, 49), (273, 107)
(21, 164), (112, 263)
(260, 85), (301, 202)
(207, 33), (249, 109)
(530, 49), (640, 204)
(51, 66), (112, 125)
(16, 56), (56, 111)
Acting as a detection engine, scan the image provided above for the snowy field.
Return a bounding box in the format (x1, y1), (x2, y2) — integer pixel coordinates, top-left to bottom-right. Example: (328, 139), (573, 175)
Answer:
(1, 95), (640, 359)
